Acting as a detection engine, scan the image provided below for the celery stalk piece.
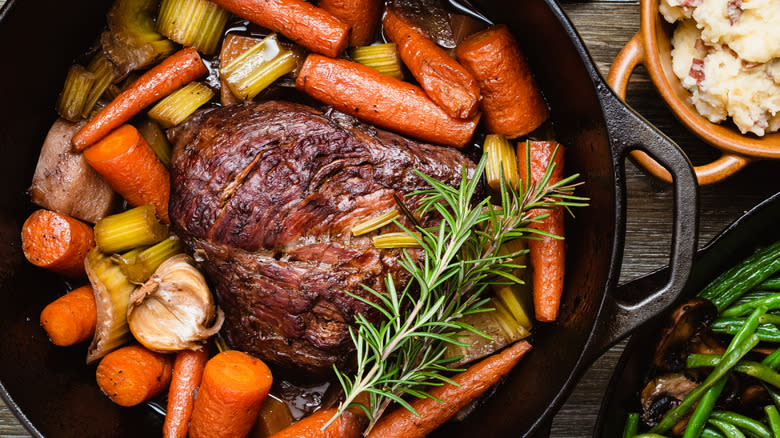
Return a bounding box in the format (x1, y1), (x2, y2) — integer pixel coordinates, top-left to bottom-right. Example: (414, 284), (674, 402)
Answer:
(484, 134), (520, 191)
(221, 34), (299, 101)
(81, 53), (118, 118)
(137, 118), (173, 167)
(352, 209), (400, 236)
(85, 248), (136, 363)
(372, 232), (423, 249)
(56, 65), (96, 122)
(94, 205), (169, 254)
(157, 0), (230, 55)
(350, 43), (404, 80)
(492, 238), (533, 329)
(148, 82), (214, 128)
(133, 236), (184, 282)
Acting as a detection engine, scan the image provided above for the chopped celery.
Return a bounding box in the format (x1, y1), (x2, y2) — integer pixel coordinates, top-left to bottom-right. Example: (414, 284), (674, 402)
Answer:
(214, 333), (231, 353)
(148, 82), (214, 128)
(484, 134), (520, 190)
(85, 248), (136, 363)
(352, 209), (400, 236)
(492, 238), (533, 329)
(94, 205), (169, 254)
(157, 0), (230, 55)
(116, 236), (182, 283)
(350, 43), (404, 80)
(136, 118), (172, 167)
(221, 34), (298, 101)
(56, 65), (96, 122)
(445, 298), (529, 366)
(82, 53), (118, 118)
(372, 232), (422, 249)
(102, 0), (176, 77)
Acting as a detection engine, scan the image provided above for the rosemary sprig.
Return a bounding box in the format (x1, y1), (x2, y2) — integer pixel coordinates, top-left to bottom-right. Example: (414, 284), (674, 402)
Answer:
(327, 147), (587, 433)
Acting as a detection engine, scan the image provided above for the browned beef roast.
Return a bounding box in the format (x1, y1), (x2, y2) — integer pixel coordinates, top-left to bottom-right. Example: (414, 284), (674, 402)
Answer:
(169, 101), (475, 374)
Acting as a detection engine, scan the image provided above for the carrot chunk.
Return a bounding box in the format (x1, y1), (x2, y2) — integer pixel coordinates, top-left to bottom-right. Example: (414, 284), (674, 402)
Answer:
(189, 350), (273, 438)
(383, 6), (480, 119)
(209, 0), (349, 57)
(457, 25), (549, 138)
(319, 0), (381, 47)
(296, 54), (479, 148)
(368, 340), (532, 438)
(268, 408), (364, 438)
(40, 285), (97, 346)
(518, 141), (565, 322)
(163, 349), (209, 438)
(83, 124), (170, 224)
(72, 48), (207, 151)
(95, 345), (173, 407)
(22, 209), (95, 277)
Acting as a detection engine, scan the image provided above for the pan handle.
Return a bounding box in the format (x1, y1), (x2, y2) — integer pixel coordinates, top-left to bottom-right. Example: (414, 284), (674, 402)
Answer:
(582, 83), (699, 364)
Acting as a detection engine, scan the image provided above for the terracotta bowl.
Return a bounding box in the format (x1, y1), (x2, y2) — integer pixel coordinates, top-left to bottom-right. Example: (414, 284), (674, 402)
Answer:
(607, 0), (780, 185)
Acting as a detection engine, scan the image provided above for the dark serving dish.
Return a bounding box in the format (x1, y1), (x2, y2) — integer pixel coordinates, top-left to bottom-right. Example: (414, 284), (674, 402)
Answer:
(595, 192), (780, 437)
(0, 0), (699, 436)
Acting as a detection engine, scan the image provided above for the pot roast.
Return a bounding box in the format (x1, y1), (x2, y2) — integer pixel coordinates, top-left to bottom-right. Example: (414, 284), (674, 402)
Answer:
(169, 101), (475, 374)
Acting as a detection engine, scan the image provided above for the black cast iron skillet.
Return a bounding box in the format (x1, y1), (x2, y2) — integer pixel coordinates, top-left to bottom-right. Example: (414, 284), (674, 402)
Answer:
(595, 192), (780, 437)
(0, 0), (697, 436)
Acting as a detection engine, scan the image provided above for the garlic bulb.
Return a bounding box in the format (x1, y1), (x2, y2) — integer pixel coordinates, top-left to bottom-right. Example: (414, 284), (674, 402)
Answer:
(127, 254), (224, 352)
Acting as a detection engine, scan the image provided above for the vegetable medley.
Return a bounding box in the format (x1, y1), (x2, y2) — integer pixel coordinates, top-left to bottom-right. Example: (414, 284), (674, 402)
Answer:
(625, 239), (780, 438)
(20, 0), (589, 436)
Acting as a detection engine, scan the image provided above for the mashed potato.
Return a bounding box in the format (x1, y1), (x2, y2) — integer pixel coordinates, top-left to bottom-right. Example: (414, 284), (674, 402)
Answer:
(659, 0), (780, 136)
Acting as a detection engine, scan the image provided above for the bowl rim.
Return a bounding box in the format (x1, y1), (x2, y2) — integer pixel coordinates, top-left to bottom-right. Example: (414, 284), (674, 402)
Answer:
(640, 0), (780, 159)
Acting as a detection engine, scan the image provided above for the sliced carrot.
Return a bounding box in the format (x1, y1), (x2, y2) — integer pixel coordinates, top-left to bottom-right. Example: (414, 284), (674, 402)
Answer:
(21, 209), (95, 277)
(267, 408), (364, 438)
(518, 141), (565, 322)
(296, 54), (479, 148)
(367, 340), (532, 438)
(72, 48), (207, 151)
(95, 345), (173, 407)
(163, 349), (210, 438)
(383, 6), (480, 119)
(40, 285), (97, 346)
(456, 25), (549, 138)
(209, 0), (349, 58)
(319, 0), (381, 46)
(83, 124), (170, 224)
(189, 350), (273, 438)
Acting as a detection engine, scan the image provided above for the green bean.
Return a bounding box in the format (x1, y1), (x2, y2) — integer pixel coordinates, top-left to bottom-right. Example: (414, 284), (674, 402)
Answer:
(685, 378), (728, 438)
(687, 355), (780, 389)
(760, 278), (780, 291)
(763, 348), (780, 370)
(710, 419), (748, 438)
(699, 240), (780, 311)
(767, 386), (780, 411)
(732, 291), (780, 307)
(723, 293), (780, 317)
(634, 435), (670, 438)
(624, 412), (640, 438)
(651, 334), (760, 433)
(711, 321), (780, 343)
(703, 427), (727, 438)
(710, 411), (771, 438)
(765, 405), (780, 438)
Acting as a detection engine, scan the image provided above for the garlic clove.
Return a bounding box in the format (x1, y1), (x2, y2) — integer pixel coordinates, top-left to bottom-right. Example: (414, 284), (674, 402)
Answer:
(127, 254), (224, 352)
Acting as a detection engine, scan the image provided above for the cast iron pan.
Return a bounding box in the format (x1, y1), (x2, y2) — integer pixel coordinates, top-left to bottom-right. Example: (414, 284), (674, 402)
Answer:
(595, 192), (780, 437)
(0, 0), (697, 436)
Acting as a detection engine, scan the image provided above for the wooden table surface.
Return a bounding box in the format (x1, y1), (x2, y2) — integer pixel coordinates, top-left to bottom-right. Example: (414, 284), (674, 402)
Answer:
(1, 0), (778, 436)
